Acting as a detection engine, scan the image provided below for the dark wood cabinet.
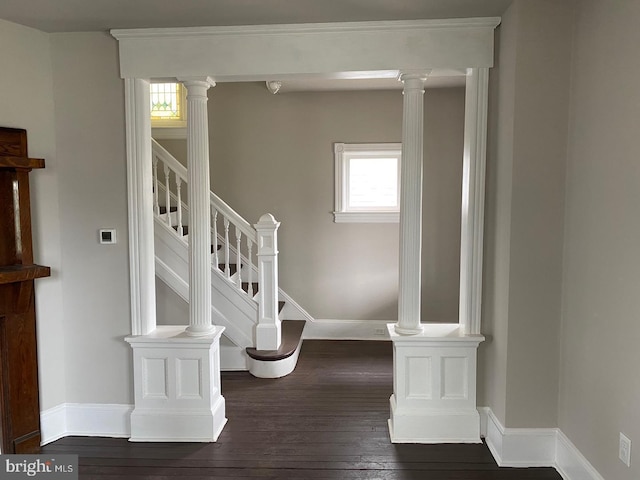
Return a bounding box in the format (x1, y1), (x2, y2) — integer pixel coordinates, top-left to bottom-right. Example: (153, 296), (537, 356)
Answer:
(0, 127), (50, 453)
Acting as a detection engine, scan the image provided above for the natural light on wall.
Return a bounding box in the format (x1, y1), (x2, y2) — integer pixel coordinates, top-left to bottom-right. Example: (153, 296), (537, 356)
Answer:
(334, 143), (402, 223)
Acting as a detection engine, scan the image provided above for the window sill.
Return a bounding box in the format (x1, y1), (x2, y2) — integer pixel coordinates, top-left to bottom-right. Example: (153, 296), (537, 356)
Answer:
(333, 211), (399, 223)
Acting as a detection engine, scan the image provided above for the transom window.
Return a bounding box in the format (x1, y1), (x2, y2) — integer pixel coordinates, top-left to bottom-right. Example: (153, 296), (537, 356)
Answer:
(334, 143), (402, 223)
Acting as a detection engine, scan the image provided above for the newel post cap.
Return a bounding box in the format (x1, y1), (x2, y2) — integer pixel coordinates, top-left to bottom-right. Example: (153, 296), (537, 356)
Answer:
(255, 213), (281, 230)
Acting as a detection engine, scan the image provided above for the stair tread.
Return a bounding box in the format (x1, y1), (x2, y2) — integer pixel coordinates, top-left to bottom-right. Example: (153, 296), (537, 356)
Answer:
(158, 205), (178, 215)
(218, 263), (238, 276)
(173, 224), (188, 236)
(242, 282), (259, 295)
(246, 320), (306, 361)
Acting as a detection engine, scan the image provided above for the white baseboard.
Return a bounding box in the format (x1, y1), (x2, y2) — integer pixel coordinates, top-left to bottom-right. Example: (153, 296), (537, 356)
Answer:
(555, 430), (606, 480)
(479, 407), (604, 480)
(220, 344), (249, 371)
(302, 319), (393, 340)
(41, 403), (133, 445)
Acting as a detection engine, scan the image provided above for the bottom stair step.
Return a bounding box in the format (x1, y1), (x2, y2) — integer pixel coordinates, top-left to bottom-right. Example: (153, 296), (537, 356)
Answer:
(245, 320), (305, 362)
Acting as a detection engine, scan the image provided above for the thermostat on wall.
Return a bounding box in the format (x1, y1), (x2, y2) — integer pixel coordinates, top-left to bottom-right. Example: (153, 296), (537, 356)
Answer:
(99, 229), (117, 245)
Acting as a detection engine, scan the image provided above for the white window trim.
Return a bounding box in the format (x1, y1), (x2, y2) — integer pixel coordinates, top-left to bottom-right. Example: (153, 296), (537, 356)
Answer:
(333, 142), (402, 223)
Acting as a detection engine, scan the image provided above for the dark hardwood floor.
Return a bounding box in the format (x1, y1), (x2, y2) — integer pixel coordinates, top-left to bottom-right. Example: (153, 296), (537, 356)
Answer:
(43, 340), (561, 479)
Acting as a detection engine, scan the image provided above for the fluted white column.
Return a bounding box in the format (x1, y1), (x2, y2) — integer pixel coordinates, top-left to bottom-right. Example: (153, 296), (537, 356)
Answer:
(181, 77), (216, 336)
(395, 72), (429, 335)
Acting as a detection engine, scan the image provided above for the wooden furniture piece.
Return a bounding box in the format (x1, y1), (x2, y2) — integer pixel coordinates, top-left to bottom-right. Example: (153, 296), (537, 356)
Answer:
(0, 127), (50, 453)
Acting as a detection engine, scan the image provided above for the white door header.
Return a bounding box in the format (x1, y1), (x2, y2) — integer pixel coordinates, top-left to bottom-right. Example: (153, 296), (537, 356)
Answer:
(112, 18), (500, 81)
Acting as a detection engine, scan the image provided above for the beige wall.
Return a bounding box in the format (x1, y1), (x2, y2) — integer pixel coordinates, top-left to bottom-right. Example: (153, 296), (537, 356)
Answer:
(480, 0), (573, 427)
(559, 1), (640, 478)
(0, 19), (66, 410)
(50, 32), (133, 404)
(161, 83), (465, 322)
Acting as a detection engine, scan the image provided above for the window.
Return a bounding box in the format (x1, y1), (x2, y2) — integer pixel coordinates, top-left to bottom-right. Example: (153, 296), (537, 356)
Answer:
(150, 82), (187, 138)
(334, 143), (402, 223)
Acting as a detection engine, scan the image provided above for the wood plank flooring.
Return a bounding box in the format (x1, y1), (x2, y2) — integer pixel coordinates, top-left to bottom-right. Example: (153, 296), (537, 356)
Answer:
(43, 340), (561, 479)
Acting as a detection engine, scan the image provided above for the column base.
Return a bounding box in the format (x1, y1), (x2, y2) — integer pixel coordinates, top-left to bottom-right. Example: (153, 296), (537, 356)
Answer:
(387, 323), (484, 444)
(130, 397), (227, 442)
(126, 325), (227, 442)
(388, 395), (480, 443)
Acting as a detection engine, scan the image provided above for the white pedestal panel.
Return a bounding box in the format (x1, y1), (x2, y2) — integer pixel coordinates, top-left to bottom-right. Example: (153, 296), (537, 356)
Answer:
(387, 323), (484, 443)
(126, 326), (227, 442)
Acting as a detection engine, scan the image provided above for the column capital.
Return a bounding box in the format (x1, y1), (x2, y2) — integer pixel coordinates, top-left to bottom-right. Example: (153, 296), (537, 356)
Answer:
(177, 76), (216, 90)
(398, 71), (430, 90)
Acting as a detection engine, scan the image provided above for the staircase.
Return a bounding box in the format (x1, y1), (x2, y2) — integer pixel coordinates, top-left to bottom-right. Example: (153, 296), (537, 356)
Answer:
(151, 139), (310, 378)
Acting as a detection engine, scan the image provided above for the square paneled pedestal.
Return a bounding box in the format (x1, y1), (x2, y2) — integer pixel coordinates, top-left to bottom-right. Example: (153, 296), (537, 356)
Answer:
(126, 326), (227, 442)
(387, 323), (484, 443)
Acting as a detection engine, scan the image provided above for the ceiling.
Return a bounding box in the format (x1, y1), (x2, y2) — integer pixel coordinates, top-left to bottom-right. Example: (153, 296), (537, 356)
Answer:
(0, 0), (512, 33)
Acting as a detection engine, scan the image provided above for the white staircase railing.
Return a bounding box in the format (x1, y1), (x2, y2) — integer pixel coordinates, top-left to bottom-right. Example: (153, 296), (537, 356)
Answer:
(151, 139), (280, 350)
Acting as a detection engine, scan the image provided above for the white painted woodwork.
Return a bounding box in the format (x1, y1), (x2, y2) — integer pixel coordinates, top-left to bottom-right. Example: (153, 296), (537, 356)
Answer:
(387, 324), (484, 443)
(459, 68), (489, 335)
(247, 240), (254, 298)
(116, 17), (498, 444)
(153, 156), (160, 216)
(247, 337), (303, 379)
(111, 19), (500, 81)
(126, 326), (227, 442)
(223, 217), (230, 278)
(333, 142), (402, 224)
(124, 78), (156, 336)
(175, 176), (183, 236)
(163, 163), (171, 226)
(395, 73), (428, 336)
(254, 213), (281, 351)
(181, 77), (216, 337)
(235, 227), (242, 290)
(212, 209), (219, 267)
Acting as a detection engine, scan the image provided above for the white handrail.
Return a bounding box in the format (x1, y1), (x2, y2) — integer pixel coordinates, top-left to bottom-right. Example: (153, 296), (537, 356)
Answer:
(152, 139), (256, 243)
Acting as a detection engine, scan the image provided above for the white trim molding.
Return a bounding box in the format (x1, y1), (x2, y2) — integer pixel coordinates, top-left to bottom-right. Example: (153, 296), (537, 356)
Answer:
(111, 18), (500, 81)
(333, 142), (402, 224)
(479, 408), (606, 480)
(303, 319), (395, 340)
(40, 403), (133, 445)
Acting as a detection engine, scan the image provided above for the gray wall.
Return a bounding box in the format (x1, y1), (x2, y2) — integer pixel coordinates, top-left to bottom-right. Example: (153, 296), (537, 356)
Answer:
(480, 0), (573, 427)
(161, 83), (466, 322)
(559, 0), (640, 478)
(50, 32), (133, 404)
(0, 19), (66, 411)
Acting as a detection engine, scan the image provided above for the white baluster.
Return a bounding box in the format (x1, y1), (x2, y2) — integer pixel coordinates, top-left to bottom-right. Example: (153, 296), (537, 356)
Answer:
(212, 210), (219, 272)
(235, 227), (242, 290)
(153, 156), (160, 216)
(163, 163), (171, 227)
(224, 217), (230, 278)
(247, 240), (254, 298)
(176, 176), (183, 236)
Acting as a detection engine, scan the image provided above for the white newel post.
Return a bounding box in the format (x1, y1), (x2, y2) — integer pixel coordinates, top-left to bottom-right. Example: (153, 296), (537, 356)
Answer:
(182, 78), (216, 336)
(388, 69), (485, 444)
(125, 76), (226, 443)
(395, 73), (428, 335)
(254, 214), (281, 351)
